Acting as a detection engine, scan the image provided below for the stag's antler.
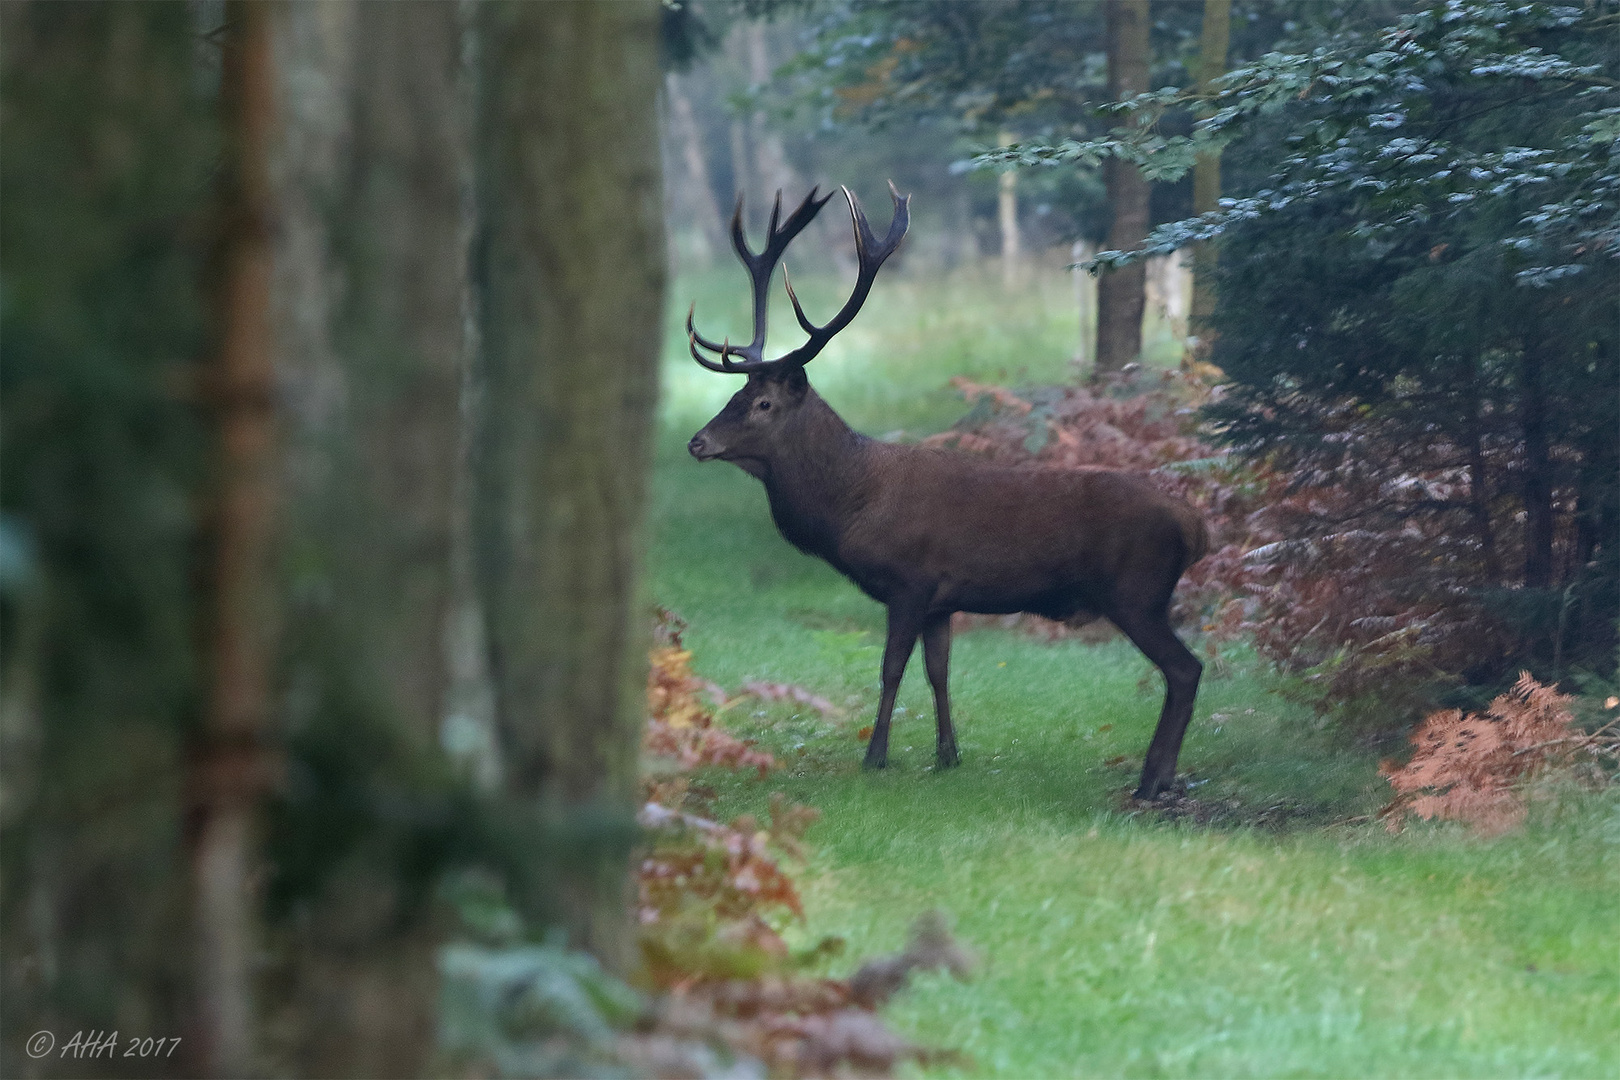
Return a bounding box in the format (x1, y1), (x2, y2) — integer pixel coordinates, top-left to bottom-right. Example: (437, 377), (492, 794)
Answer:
(688, 181), (910, 374)
(687, 187), (832, 373)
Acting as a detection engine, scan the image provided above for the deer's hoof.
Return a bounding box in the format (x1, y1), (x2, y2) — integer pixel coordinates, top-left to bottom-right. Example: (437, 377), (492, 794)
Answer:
(861, 756), (888, 771)
(1133, 776), (1173, 802)
(936, 750), (960, 770)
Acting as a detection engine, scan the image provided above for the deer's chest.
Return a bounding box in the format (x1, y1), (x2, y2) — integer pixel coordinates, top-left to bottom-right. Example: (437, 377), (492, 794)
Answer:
(765, 489), (840, 561)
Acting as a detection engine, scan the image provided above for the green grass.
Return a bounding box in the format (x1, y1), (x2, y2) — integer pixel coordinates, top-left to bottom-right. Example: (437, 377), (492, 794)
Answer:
(649, 261), (1620, 1078)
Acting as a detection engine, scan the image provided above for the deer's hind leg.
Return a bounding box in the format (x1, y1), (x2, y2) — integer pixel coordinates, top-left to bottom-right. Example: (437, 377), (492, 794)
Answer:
(1109, 601), (1203, 801)
(921, 612), (959, 768)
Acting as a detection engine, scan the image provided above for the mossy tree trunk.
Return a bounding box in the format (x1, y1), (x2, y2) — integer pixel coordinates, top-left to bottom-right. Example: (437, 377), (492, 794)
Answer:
(1095, 0), (1151, 374)
(471, 0), (665, 970)
(269, 1), (469, 1073)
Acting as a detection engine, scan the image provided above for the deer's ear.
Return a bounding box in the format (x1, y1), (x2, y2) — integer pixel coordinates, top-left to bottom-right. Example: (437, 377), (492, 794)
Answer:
(780, 366), (810, 395)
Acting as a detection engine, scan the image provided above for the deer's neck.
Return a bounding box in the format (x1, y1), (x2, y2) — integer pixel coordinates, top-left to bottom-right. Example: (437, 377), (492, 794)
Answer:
(760, 391), (871, 559)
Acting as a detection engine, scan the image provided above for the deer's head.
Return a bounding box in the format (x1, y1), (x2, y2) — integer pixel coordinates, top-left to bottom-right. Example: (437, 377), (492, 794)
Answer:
(687, 183), (908, 477)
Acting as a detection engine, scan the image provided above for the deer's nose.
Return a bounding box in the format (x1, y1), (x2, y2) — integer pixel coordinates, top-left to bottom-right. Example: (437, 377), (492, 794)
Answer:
(688, 433), (713, 460)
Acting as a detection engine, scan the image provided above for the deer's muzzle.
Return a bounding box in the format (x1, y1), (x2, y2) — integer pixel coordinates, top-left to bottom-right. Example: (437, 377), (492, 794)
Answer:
(688, 432), (720, 461)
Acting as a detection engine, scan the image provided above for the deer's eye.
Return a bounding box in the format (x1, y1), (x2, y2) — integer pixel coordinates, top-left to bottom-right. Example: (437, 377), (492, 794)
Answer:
(756, 399), (771, 411)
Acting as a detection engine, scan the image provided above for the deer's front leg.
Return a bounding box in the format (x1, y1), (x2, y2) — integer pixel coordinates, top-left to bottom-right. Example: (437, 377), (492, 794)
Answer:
(863, 602), (924, 769)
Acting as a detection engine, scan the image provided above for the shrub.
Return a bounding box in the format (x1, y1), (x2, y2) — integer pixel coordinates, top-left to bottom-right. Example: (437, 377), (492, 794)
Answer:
(1380, 673), (1619, 835)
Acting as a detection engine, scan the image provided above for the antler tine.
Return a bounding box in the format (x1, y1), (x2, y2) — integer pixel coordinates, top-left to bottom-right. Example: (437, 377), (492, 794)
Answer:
(688, 327), (729, 373)
(686, 302), (728, 355)
(766, 190), (783, 248)
(777, 180), (910, 369)
(690, 186), (836, 373)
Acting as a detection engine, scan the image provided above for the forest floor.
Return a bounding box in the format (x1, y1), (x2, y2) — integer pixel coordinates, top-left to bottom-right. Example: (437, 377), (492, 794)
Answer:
(648, 262), (1620, 1078)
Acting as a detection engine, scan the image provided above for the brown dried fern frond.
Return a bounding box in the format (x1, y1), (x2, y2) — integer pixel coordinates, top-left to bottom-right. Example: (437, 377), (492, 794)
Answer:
(1380, 673), (1608, 835)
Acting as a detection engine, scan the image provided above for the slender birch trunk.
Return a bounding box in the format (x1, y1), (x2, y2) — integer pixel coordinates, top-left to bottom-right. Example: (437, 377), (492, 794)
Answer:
(998, 131), (1022, 290)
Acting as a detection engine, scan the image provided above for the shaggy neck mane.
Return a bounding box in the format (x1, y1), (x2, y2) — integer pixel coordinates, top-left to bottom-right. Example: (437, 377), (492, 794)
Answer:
(759, 388), (870, 557)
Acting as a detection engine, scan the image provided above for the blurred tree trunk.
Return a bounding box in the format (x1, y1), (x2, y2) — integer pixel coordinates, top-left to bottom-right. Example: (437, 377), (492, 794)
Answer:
(472, 0), (664, 969)
(192, 2), (277, 1074)
(746, 21), (798, 201)
(1072, 239), (1099, 371)
(998, 132), (1022, 290)
(729, 115), (752, 208)
(1188, 0), (1231, 338)
(1096, 0), (1150, 374)
(664, 69), (727, 263)
(269, 0), (469, 1073)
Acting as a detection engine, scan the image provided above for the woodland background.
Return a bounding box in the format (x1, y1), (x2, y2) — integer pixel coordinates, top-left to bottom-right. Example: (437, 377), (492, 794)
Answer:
(1, 1), (1616, 1077)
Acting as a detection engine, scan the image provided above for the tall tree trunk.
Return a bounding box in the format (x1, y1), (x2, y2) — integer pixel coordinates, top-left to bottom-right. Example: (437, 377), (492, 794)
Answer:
(1188, 0), (1231, 337)
(270, 1), (469, 1072)
(1096, 0), (1151, 374)
(1072, 238), (1099, 372)
(329, 0), (466, 752)
(998, 131), (1022, 290)
(192, 2), (277, 1074)
(665, 69), (728, 262)
(473, 0), (664, 970)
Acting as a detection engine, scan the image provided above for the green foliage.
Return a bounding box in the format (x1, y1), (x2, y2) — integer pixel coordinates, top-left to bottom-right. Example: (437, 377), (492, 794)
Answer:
(1201, 170), (1618, 699)
(971, 0), (1619, 710)
(981, 0), (1620, 283)
(776, 1), (1410, 241)
(439, 942), (648, 1078)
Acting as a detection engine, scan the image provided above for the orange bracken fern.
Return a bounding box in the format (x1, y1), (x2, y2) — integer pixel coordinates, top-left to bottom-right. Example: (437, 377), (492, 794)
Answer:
(1380, 673), (1606, 835)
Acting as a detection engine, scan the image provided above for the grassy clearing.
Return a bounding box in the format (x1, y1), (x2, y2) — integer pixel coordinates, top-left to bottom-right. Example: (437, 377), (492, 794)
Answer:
(650, 261), (1620, 1078)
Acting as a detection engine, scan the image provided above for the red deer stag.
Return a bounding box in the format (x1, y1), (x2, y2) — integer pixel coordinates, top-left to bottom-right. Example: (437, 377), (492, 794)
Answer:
(686, 184), (1208, 800)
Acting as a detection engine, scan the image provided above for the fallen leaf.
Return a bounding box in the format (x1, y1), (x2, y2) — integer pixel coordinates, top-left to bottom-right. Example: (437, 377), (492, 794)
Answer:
(857, 725), (874, 740)
(1103, 755), (1128, 767)
(1097, 724), (1113, 733)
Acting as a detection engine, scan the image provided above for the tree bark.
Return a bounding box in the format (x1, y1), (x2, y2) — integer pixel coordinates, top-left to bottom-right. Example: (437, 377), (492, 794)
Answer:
(193, 2), (277, 1074)
(1096, 0), (1151, 374)
(330, 0), (466, 752)
(270, 1), (469, 1072)
(473, 0), (664, 970)
(1189, 0), (1231, 334)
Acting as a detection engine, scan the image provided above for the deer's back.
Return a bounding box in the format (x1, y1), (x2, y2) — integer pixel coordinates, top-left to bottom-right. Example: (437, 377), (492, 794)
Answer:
(839, 444), (1204, 616)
